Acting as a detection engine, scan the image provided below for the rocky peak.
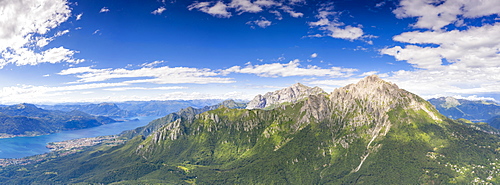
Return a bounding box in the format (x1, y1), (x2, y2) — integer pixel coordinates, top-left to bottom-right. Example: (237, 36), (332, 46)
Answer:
(442, 96), (461, 108)
(246, 83), (326, 109)
(15, 103), (39, 110)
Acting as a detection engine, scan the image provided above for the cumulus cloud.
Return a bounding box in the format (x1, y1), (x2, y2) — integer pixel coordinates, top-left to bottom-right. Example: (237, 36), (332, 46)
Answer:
(188, 1), (232, 18)
(140, 60), (166, 67)
(394, 0), (500, 30)
(0, 0), (82, 69)
(224, 59), (357, 77)
(100, 7), (110, 13)
(104, 86), (187, 91)
(310, 53), (318, 58)
(188, 0), (305, 22)
(76, 13), (83, 20)
(288, 0), (305, 4)
(308, 3), (367, 41)
(152, 6), (167, 15)
(247, 18), (272, 28)
(375, 2), (385, 8)
(159, 91), (254, 101)
(58, 66), (235, 84)
(383, 68), (500, 98)
(281, 5), (303, 18)
(0, 83), (128, 104)
(230, 0), (265, 13)
(381, 23), (500, 69)
(359, 71), (379, 77)
(380, 0), (500, 99)
(308, 78), (363, 88)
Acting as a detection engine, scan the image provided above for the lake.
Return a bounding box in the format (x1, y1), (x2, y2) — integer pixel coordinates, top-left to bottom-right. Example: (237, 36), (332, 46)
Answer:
(0, 116), (160, 159)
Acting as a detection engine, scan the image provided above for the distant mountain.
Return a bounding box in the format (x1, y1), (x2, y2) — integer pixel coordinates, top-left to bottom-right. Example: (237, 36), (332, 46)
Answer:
(2, 75), (499, 184)
(116, 100), (225, 117)
(40, 100), (227, 118)
(428, 96), (500, 122)
(40, 103), (135, 118)
(246, 83), (325, 109)
(0, 103), (115, 137)
(488, 116), (500, 130)
(120, 100), (247, 139)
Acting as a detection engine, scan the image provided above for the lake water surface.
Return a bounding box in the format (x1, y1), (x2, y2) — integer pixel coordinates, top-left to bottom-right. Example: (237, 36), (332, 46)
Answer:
(0, 116), (160, 159)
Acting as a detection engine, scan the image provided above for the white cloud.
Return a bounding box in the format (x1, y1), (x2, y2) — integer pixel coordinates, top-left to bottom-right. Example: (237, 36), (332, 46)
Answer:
(58, 66), (235, 84)
(381, 0), (500, 98)
(310, 53), (318, 58)
(269, 10), (283, 20)
(104, 86), (187, 91)
(55, 30), (70, 37)
(382, 68), (500, 97)
(288, 0), (305, 5)
(375, 2), (385, 8)
(100, 7), (110, 13)
(230, 0), (264, 13)
(359, 71), (378, 77)
(281, 5), (303, 18)
(1, 47), (83, 68)
(309, 78), (362, 88)
(394, 0), (500, 30)
(160, 91), (254, 101)
(247, 18), (272, 28)
(0, 83), (128, 104)
(152, 6), (167, 15)
(254, 0), (280, 7)
(450, 95), (497, 102)
(381, 23), (500, 70)
(308, 4), (366, 41)
(224, 59), (357, 77)
(76, 13), (83, 20)
(0, 0), (81, 69)
(35, 30), (68, 48)
(188, 1), (232, 18)
(188, 0), (306, 21)
(140, 60), (166, 67)
(273, 56), (286, 61)
(329, 26), (364, 40)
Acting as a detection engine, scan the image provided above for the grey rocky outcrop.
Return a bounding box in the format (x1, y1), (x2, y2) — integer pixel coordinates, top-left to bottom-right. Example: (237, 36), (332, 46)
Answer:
(246, 83), (326, 109)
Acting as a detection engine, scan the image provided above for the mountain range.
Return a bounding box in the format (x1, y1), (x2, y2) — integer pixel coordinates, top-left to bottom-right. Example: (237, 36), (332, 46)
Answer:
(428, 96), (500, 129)
(38, 100), (226, 118)
(0, 104), (115, 138)
(0, 75), (499, 184)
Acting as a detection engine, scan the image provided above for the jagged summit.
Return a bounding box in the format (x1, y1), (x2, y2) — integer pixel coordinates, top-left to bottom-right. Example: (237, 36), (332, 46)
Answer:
(246, 82), (326, 109)
(348, 75), (398, 89)
(14, 103), (39, 109)
(358, 74), (383, 82)
(246, 75), (398, 110)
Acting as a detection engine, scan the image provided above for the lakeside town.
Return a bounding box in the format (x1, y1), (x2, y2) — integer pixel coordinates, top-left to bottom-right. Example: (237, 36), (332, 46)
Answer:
(0, 135), (126, 167)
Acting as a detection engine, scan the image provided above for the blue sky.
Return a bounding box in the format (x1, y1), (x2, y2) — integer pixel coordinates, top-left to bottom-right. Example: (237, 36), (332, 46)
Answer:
(1, 0), (500, 104)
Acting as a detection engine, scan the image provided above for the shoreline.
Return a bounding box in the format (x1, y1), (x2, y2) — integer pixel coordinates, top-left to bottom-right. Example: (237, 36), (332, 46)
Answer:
(0, 135), (127, 167)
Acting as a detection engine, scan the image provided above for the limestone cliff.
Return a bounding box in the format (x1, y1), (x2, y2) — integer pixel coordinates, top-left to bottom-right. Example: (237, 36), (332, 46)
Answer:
(246, 83), (326, 109)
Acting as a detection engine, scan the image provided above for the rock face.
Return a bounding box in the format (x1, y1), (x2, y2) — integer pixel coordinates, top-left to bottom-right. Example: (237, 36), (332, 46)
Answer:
(246, 83), (325, 109)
